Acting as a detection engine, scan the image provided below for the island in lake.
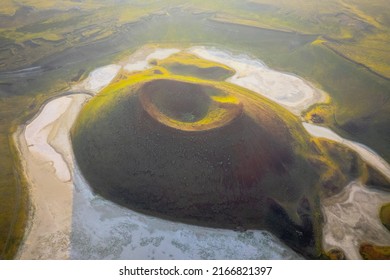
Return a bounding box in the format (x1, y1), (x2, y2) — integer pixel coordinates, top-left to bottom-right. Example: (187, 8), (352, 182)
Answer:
(0, 1), (389, 260)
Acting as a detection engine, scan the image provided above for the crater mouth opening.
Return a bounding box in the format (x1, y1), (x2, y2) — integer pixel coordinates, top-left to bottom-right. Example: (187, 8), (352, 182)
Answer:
(142, 79), (211, 123)
(139, 79), (242, 131)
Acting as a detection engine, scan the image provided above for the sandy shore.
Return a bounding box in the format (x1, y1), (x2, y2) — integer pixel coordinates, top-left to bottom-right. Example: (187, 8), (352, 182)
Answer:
(15, 94), (90, 259)
(24, 96), (73, 182)
(72, 65), (121, 94)
(189, 46), (328, 115)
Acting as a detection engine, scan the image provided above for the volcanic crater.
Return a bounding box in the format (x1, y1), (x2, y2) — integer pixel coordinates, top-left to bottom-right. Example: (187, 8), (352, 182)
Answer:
(139, 79), (243, 131)
(70, 58), (356, 258)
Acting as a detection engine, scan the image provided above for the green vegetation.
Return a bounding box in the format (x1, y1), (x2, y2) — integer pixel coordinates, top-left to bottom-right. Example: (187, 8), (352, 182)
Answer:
(2, 1), (389, 78)
(0, 129), (27, 260)
(0, 94), (42, 259)
(275, 42), (390, 162)
(186, 0), (390, 79)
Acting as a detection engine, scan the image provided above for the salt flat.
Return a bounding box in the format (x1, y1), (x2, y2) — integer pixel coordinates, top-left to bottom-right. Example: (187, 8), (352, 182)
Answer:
(74, 65), (121, 94)
(16, 94), (90, 259)
(321, 181), (390, 259)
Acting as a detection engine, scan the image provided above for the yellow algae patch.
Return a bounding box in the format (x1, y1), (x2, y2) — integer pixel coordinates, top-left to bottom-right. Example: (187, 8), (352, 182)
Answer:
(380, 203), (390, 232)
(311, 37), (327, 46)
(210, 95), (240, 104)
(359, 243), (390, 260)
(304, 103), (335, 125)
(157, 52), (235, 80)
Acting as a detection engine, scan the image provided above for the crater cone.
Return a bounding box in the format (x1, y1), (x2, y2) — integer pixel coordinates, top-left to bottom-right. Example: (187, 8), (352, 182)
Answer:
(72, 75), (324, 257)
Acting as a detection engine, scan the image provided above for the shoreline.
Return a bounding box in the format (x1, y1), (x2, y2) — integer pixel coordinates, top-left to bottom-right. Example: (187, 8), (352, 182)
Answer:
(303, 122), (390, 181)
(14, 123), (73, 259)
(15, 94), (91, 259)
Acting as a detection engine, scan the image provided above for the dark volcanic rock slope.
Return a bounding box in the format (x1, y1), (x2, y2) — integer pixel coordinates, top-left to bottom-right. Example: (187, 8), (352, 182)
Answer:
(71, 65), (354, 258)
